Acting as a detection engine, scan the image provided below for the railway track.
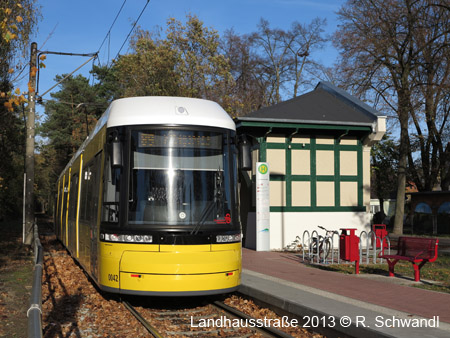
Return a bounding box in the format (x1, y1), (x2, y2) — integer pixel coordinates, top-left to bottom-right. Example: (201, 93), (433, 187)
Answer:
(39, 221), (321, 338)
(123, 298), (296, 338)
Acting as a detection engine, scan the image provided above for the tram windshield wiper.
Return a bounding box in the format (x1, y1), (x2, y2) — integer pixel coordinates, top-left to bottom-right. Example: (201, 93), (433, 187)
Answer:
(190, 170), (225, 235)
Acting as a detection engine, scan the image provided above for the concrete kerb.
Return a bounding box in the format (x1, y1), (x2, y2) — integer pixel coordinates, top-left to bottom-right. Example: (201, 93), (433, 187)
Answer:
(239, 269), (450, 338)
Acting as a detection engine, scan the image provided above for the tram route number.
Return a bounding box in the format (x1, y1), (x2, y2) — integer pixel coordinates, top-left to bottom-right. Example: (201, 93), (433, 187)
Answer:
(108, 274), (119, 283)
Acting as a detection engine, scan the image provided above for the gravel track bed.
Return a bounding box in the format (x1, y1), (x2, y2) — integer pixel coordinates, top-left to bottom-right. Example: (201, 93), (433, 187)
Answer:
(41, 233), (323, 338)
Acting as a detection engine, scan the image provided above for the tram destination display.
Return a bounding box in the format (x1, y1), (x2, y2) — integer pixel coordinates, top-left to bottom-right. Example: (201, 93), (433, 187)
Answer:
(139, 132), (222, 149)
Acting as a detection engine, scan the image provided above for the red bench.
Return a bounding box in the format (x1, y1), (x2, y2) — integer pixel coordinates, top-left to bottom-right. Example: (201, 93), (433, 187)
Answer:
(379, 236), (439, 282)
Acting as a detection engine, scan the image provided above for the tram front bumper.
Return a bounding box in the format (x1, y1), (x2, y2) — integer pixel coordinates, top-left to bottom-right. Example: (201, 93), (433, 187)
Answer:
(118, 243), (241, 294)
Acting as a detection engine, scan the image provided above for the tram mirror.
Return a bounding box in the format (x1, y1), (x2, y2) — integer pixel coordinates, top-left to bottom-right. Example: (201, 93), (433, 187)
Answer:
(111, 139), (123, 168)
(238, 137), (252, 171)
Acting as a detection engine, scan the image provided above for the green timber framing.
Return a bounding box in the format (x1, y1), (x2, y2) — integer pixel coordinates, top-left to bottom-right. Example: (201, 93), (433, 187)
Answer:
(237, 120), (372, 213)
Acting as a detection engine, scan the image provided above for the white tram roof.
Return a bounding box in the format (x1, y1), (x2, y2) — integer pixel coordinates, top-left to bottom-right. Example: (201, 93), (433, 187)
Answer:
(105, 96), (235, 131)
(58, 97), (235, 180)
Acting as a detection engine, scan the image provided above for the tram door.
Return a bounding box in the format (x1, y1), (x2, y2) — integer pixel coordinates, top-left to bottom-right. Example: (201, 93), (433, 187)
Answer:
(90, 152), (102, 278)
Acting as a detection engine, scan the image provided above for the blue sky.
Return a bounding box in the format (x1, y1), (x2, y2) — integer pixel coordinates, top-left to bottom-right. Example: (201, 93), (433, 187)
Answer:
(32, 0), (344, 106)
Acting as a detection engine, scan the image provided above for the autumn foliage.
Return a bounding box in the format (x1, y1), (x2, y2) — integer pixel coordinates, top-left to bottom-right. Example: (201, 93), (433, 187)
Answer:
(1, 0), (40, 112)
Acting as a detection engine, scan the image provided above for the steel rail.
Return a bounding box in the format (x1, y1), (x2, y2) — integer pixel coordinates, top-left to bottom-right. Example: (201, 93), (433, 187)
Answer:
(122, 301), (164, 338)
(123, 298), (296, 338)
(212, 300), (296, 338)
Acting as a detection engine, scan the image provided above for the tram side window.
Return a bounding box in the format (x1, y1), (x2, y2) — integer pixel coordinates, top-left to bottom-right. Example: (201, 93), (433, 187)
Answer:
(80, 153), (101, 223)
(80, 167), (92, 222)
(68, 174), (79, 223)
(102, 155), (120, 223)
(56, 183), (64, 229)
(91, 153), (101, 224)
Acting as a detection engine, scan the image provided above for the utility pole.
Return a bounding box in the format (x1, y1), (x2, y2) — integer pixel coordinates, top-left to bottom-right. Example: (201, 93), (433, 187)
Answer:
(24, 42), (37, 245)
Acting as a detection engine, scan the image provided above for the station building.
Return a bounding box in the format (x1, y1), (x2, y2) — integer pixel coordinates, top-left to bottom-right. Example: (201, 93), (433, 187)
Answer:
(236, 82), (386, 250)
(410, 191), (450, 235)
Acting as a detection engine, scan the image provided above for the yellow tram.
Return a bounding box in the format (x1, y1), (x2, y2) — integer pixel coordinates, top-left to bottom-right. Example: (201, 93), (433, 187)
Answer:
(55, 97), (242, 295)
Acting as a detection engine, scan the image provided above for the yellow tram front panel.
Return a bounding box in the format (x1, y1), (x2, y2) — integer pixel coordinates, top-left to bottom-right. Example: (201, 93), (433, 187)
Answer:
(99, 242), (159, 290)
(99, 242), (241, 293)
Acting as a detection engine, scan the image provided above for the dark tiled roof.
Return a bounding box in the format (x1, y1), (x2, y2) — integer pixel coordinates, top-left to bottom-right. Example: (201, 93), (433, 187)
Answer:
(237, 82), (380, 126)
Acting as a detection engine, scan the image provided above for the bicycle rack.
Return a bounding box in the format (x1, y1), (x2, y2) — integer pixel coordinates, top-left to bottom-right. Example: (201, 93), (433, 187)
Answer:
(302, 230), (310, 261)
(368, 231), (378, 263)
(300, 229), (341, 265)
(329, 231), (340, 265)
(359, 230), (391, 264)
(319, 234), (330, 264)
(300, 229), (391, 266)
(359, 230), (368, 264)
(310, 230), (320, 263)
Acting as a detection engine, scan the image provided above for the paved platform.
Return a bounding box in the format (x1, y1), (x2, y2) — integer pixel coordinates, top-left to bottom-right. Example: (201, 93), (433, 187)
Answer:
(239, 248), (450, 338)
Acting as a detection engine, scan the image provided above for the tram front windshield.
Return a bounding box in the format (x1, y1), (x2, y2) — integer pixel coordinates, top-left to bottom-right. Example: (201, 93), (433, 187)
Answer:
(128, 129), (234, 228)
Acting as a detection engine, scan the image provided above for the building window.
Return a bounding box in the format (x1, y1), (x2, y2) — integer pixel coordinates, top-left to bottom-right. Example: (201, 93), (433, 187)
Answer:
(261, 134), (364, 212)
(437, 202), (450, 235)
(438, 202), (450, 214)
(415, 202), (432, 214)
(413, 202), (433, 234)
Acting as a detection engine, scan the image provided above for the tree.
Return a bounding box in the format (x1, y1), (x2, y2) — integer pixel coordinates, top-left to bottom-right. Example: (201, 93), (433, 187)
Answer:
(286, 18), (328, 98)
(165, 14), (233, 104)
(220, 29), (268, 115)
(1, 0), (40, 111)
(0, 0), (39, 218)
(34, 147), (57, 213)
(407, 3), (450, 191)
(40, 74), (107, 176)
(371, 134), (399, 218)
(250, 18), (293, 105)
(250, 17), (328, 105)
(0, 102), (26, 219)
(91, 64), (122, 103)
(113, 28), (182, 97)
(37, 67), (120, 214)
(334, 0), (450, 234)
(440, 93), (450, 190)
(113, 15), (236, 114)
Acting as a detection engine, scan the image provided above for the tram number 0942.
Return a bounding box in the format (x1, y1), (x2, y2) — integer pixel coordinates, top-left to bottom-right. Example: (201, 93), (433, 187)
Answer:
(108, 274), (119, 283)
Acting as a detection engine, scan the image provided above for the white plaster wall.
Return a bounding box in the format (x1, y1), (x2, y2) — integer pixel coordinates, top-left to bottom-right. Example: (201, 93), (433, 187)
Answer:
(268, 212), (371, 250)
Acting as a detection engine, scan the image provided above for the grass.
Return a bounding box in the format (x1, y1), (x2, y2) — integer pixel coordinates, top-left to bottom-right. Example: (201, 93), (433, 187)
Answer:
(306, 255), (450, 294)
(0, 218), (33, 338)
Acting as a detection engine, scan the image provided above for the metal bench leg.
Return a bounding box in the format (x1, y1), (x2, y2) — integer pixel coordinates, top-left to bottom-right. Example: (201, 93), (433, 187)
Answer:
(412, 261), (427, 282)
(386, 259), (399, 277)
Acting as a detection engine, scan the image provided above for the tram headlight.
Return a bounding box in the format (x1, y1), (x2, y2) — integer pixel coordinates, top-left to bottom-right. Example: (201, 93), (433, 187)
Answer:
(108, 234), (120, 242)
(143, 235), (153, 243)
(101, 233), (153, 243)
(216, 234), (241, 243)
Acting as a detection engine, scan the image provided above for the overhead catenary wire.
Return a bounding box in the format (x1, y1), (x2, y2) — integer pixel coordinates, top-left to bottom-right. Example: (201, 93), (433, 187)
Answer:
(36, 51), (98, 96)
(11, 62), (29, 84)
(96, 0), (128, 65)
(113, 0), (151, 64)
(35, 1), (128, 94)
(38, 54), (98, 99)
(39, 97), (108, 108)
(37, 0), (151, 99)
